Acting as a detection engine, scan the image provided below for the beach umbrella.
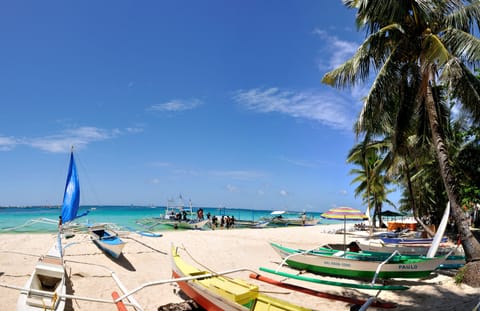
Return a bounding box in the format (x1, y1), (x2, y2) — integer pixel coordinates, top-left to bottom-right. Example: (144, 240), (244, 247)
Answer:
(321, 206), (368, 249)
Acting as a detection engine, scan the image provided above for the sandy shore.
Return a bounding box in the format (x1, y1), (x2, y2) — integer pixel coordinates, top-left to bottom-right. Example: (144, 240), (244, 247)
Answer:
(1, 224), (479, 310)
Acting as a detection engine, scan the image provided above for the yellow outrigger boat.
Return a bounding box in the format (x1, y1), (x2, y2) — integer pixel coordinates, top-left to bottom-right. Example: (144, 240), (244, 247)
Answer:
(171, 245), (312, 311)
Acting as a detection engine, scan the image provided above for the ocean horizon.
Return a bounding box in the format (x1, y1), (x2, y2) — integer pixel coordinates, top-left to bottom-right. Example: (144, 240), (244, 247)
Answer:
(0, 205), (342, 233)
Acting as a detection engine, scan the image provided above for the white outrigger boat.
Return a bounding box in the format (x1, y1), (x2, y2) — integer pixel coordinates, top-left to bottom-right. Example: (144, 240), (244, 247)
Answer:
(160, 197), (210, 229)
(17, 236), (66, 311)
(16, 150), (80, 311)
(268, 211), (319, 226)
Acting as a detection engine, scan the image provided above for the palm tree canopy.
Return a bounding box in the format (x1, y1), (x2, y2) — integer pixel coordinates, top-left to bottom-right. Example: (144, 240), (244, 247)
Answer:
(323, 0), (480, 128)
(324, 0), (480, 262)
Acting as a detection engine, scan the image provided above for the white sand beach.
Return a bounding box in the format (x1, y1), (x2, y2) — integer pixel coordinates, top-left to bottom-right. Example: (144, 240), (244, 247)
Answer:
(1, 224), (479, 310)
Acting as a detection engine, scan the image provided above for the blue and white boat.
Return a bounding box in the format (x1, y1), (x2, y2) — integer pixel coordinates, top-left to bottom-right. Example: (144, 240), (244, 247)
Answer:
(380, 236), (448, 244)
(60, 150), (126, 258)
(88, 223), (126, 258)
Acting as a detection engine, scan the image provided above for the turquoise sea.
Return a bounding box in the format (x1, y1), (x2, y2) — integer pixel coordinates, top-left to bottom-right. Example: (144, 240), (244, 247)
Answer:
(0, 205), (340, 233)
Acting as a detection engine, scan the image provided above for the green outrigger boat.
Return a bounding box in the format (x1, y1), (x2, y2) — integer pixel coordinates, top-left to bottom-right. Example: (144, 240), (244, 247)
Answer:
(258, 267), (408, 291)
(270, 242), (446, 280)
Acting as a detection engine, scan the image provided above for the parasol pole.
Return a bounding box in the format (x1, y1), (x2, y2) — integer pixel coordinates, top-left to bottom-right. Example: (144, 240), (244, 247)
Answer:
(344, 215), (346, 251)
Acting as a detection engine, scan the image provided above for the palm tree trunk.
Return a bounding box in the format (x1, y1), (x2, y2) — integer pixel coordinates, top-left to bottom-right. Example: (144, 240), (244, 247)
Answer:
(404, 158), (436, 237)
(424, 77), (480, 262)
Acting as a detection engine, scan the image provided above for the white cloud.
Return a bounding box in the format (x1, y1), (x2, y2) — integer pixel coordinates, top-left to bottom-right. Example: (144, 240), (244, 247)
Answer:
(148, 99), (202, 112)
(312, 29), (371, 110)
(150, 161), (172, 167)
(126, 127), (144, 133)
(172, 168), (199, 176)
(226, 184), (239, 192)
(210, 170), (266, 180)
(27, 127), (118, 153)
(0, 125), (140, 153)
(279, 155), (321, 168)
(233, 87), (355, 131)
(313, 28), (358, 70)
(279, 189), (288, 196)
(0, 136), (18, 151)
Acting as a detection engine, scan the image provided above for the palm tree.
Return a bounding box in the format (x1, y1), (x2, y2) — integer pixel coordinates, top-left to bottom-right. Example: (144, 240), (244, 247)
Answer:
(393, 85), (451, 234)
(347, 141), (395, 228)
(323, 0), (480, 262)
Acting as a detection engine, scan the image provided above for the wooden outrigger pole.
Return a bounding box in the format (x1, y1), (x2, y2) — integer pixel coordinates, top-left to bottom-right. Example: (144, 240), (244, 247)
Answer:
(65, 259), (144, 311)
(0, 282), (139, 308)
(113, 267), (256, 303)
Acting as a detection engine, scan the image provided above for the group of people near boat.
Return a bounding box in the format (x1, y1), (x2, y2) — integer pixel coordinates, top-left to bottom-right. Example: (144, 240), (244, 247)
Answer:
(193, 208), (236, 229)
(207, 214), (235, 229)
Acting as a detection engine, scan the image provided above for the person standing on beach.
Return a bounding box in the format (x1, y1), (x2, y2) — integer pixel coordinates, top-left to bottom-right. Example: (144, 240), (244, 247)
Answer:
(58, 216), (62, 230)
(197, 208), (204, 220)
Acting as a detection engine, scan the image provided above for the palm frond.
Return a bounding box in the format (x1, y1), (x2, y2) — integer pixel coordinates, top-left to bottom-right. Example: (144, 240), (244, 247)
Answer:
(443, 59), (480, 122)
(322, 23), (404, 88)
(443, 0), (480, 33)
(357, 43), (405, 134)
(422, 33), (450, 66)
(351, 0), (429, 33)
(443, 28), (480, 64)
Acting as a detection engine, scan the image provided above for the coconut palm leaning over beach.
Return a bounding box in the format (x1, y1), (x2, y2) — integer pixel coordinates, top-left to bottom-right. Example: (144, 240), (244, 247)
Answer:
(322, 0), (480, 273)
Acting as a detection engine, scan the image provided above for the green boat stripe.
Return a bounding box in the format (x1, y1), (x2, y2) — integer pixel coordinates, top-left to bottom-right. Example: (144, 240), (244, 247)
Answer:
(259, 267), (409, 291)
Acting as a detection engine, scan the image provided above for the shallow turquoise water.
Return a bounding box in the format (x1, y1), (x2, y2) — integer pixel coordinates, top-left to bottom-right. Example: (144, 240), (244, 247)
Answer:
(0, 205), (339, 233)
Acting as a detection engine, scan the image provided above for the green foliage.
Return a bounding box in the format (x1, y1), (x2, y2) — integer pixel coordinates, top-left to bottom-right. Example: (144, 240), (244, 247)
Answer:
(454, 266), (466, 285)
(326, 0), (480, 258)
(347, 141), (395, 227)
(451, 122), (480, 207)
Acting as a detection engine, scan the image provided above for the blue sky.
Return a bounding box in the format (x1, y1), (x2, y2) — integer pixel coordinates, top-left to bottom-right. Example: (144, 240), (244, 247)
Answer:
(0, 1), (390, 211)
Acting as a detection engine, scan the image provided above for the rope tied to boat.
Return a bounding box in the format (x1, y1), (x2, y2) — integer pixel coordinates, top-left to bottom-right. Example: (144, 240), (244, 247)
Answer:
(178, 244), (291, 295)
(51, 292), (58, 309)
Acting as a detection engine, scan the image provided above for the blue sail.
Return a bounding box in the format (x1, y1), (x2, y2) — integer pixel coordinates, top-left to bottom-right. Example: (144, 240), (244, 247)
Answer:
(61, 151), (81, 223)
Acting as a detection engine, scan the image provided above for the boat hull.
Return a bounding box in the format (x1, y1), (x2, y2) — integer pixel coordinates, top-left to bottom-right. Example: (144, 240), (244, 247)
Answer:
(17, 244), (66, 311)
(171, 269), (246, 311)
(165, 218), (210, 230)
(380, 237), (448, 244)
(270, 218), (318, 226)
(92, 238), (126, 258)
(359, 249), (465, 269)
(89, 225), (126, 258)
(358, 240), (463, 256)
(357, 241), (465, 269)
(171, 245), (311, 311)
(271, 243), (445, 279)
